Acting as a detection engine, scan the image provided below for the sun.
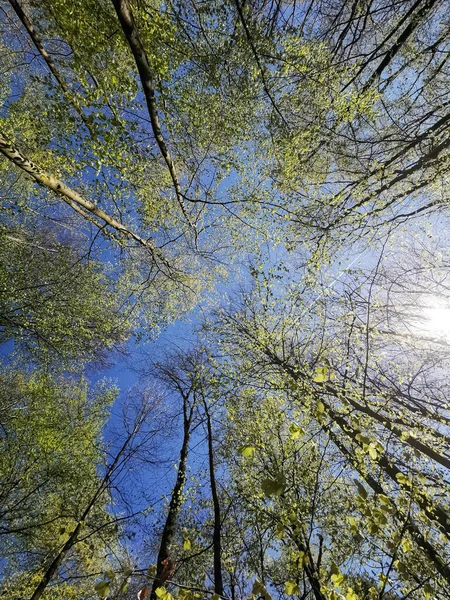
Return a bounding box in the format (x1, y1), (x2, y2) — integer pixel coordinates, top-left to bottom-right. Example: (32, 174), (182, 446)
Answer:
(421, 305), (450, 340)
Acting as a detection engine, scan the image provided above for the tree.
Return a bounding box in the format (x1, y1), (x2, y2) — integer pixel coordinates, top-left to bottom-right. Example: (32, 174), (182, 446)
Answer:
(0, 370), (166, 600)
(2, 1), (450, 599)
(204, 253), (450, 598)
(0, 224), (135, 367)
(0, 369), (118, 599)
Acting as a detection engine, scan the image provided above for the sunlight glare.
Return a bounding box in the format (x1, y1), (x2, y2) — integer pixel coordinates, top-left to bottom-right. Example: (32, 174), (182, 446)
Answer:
(422, 305), (450, 340)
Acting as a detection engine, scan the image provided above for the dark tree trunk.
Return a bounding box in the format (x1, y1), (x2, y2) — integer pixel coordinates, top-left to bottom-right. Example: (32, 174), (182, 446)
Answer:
(203, 398), (224, 597)
(151, 399), (193, 600)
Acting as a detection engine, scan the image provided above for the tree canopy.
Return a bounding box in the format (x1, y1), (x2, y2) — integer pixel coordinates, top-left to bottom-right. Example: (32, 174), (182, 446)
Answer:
(1, 0), (450, 599)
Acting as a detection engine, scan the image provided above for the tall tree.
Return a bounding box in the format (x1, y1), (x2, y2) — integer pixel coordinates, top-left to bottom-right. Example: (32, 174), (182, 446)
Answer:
(148, 352), (202, 600)
(206, 254), (450, 598)
(0, 370), (118, 599)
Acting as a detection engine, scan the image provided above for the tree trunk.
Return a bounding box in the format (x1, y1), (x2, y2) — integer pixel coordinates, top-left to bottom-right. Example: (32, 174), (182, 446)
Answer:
(203, 398), (224, 597)
(150, 402), (193, 599)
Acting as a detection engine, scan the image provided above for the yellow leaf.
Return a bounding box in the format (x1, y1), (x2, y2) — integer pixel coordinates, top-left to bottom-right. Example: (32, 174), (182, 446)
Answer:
(289, 423), (303, 440)
(285, 580), (300, 596)
(331, 572), (345, 587)
(155, 588), (173, 600)
(401, 537), (413, 553)
(368, 444), (378, 460)
(313, 367), (327, 383)
(238, 445), (256, 457)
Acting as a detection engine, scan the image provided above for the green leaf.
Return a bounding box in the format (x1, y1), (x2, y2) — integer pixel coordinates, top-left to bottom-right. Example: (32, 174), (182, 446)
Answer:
(292, 550), (305, 566)
(155, 587), (173, 600)
(331, 572), (345, 587)
(94, 581), (110, 597)
(313, 366), (328, 382)
(330, 562), (340, 576)
(261, 472), (286, 497)
(275, 523), (285, 539)
(315, 401), (326, 421)
(396, 472), (412, 487)
(369, 522), (380, 534)
(378, 494), (391, 505)
(285, 580), (300, 595)
(289, 423), (303, 440)
(354, 479), (368, 499)
(395, 560), (408, 576)
(401, 537), (413, 553)
(368, 444), (378, 460)
(238, 445), (256, 457)
(252, 580), (266, 596)
(374, 510), (387, 525)
(348, 516), (359, 534)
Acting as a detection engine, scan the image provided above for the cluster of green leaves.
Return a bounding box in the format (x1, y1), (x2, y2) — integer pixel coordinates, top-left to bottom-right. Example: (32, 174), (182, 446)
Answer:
(0, 369), (118, 599)
(201, 250), (450, 598)
(1, 0), (450, 599)
(0, 225), (133, 366)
